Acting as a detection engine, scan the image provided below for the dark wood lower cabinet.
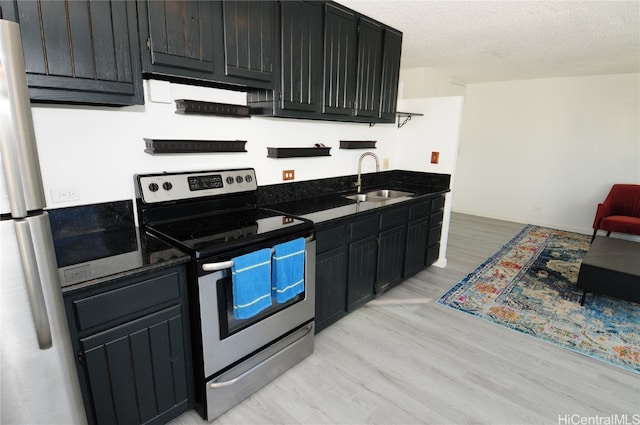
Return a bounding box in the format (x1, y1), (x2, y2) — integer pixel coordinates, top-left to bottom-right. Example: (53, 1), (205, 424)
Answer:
(315, 245), (348, 332)
(314, 194), (446, 331)
(63, 265), (193, 425)
(347, 235), (378, 311)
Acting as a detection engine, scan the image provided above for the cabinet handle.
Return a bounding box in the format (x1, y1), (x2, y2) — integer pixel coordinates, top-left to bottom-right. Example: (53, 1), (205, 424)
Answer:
(146, 37), (151, 51)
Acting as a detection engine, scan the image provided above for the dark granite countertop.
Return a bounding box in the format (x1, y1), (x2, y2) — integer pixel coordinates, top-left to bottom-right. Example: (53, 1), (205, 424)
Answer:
(259, 170), (451, 226)
(49, 201), (189, 292)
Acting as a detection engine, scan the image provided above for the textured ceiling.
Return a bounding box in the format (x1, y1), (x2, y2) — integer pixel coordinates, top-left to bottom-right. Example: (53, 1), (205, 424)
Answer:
(337, 0), (640, 84)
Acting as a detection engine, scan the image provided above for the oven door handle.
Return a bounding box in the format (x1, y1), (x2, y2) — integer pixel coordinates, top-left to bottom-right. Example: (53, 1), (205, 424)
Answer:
(201, 236), (314, 273)
(202, 260), (234, 272)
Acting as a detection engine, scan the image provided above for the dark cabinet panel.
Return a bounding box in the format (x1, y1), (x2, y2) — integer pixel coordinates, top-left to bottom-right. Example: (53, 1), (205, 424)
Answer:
(82, 307), (189, 425)
(2, 0), (143, 105)
(379, 27), (402, 122)
(142, 0), (217, 74)
(354, 17), (382, 118)
(376, 225), (407, 294)
(139, 0), (274, 89)
(222, 1), (274, 82)
(404, 217), (429, 277)
(322, 2), (357, 116)
(64, 266), (193, 425)
(315, 245), (348, 332)
(279, 0), (323, 113)
(347, 235), (377, 311)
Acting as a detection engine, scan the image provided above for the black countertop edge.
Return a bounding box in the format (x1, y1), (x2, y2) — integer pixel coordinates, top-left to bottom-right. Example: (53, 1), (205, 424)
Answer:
(58, 229), (190, 293)
(265, 182), (450, 227)
(256, 170), (451, 206)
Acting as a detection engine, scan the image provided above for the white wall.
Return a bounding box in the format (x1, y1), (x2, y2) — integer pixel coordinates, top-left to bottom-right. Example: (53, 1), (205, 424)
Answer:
(396, 97), (465, 266)
(453, 73), (640, 234)
(33, 81), (397, 208)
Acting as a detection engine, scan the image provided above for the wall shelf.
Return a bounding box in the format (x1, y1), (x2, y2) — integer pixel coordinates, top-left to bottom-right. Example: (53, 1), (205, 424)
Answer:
(144, 139), (247, 154)
(175, 99), (250, 118)
(396, 111), (424, 128)
(339, 140), (377, 149)
(267, 147), (331, 158)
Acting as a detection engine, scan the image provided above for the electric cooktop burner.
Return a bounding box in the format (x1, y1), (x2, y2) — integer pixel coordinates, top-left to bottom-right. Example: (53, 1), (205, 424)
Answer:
(149, 208), (310, 256)
(135, 168), (314, 259)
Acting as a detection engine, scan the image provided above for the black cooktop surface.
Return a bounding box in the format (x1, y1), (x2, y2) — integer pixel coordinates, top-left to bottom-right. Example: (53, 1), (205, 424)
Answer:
(146, 207), (313, 258)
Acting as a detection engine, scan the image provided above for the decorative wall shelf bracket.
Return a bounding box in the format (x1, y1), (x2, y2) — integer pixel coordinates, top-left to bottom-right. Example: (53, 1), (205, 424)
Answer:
(396, 111), (424, 129)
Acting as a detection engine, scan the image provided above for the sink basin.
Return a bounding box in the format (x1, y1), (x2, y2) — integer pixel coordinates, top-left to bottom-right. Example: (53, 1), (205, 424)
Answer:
(344, 193), (389, 202)
(363, 189), (413, 199)
(343, 189), (414, 203)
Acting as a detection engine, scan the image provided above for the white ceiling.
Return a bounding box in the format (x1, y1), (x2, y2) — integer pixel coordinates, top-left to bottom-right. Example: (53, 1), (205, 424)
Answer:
(337, 0), (640, 85)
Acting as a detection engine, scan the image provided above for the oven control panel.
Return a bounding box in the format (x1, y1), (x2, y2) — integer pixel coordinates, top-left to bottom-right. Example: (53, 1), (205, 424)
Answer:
(136, 169), (258, 204)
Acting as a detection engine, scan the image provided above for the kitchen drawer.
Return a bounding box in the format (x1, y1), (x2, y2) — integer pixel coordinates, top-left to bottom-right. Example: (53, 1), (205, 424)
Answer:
(430, 210), (444, 226)
(428, 224), (442, 247)
(316, 223), (348, 252)
(408, 201), (428, 221)
(73, 271), (181, 331)
(430, 195), (445, 212)
(379, 206), (408, 230)
(350, 214), (379, 240)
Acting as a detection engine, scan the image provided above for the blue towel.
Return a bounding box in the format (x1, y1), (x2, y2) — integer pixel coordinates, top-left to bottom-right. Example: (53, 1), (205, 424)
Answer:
(272, 238), (305, 303)
(231, 248), (273, 319)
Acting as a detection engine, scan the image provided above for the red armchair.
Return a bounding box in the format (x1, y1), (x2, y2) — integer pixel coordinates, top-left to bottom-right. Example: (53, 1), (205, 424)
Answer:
(591, 184), (640, 242)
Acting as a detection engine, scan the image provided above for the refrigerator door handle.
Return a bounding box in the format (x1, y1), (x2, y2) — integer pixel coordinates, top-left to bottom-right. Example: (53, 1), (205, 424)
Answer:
(14, 219), (53, 349)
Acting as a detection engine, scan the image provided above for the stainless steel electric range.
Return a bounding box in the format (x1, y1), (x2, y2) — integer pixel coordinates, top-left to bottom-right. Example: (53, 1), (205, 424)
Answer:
(135, 168), (315, 421)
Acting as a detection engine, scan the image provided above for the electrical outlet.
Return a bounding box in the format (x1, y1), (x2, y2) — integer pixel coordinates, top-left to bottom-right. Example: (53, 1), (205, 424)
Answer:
(51, 187), (80, 203)
(282, 170), (295, 181)
(382, 158), (390, 169)
(430, 151), (440, 164)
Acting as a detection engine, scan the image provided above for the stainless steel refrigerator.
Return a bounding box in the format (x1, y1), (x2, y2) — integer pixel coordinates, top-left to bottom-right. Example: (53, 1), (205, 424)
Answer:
(0, 19), (86, 424)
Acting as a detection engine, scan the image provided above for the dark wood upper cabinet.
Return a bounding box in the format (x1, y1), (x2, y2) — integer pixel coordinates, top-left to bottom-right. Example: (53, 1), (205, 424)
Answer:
(279, 0), (323, 113)
(379, 27), (402, 122)
(354, 17), (383, 118)
(138, 0), (274, 89)
(141, 0), (217, 75)
(222, 1), (274, 82)
(322, 2), (357, 116)
(2, 0), (143, 105)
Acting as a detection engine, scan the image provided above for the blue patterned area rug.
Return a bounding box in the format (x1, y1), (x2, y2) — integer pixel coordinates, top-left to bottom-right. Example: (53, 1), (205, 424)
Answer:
(437, 225), (640, 374)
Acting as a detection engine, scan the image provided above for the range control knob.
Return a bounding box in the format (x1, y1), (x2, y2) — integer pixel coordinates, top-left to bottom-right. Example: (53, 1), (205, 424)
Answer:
(236, 175), (244, 184)
(245, 174), (253, 183)
(162, 182), (173, 191)
(226, 176), (234, 184)
(148, 183), (159, 192)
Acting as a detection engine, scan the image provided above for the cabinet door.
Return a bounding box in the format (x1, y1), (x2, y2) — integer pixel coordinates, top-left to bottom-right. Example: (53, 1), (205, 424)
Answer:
(223, 0), (274, 82)
(404, 217), (429, 277)
(322, 2), (357, 116)
(279, 0), (322, 113)
(81, 306), (189, 425)
(347, 235), (377, 311)
(315, 245), (348, 332)
(379, 27), (402, 122)
(354, 17), (382, 118)
(376, 225), (407, 294)
(140, 0), (218, 76)
(2, 0), (143, 105)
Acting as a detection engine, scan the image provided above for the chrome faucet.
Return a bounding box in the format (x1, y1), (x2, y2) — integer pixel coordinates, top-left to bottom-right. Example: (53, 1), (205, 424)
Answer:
(355, 152), (380, 193)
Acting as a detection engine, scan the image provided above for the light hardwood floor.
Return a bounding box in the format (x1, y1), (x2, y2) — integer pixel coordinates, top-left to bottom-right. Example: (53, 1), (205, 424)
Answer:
(171, 213), (640, 425)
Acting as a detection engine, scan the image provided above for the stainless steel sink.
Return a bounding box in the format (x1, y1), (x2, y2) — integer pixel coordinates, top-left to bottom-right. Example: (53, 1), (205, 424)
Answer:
(343, 189), (414, 203)
(363, 189), (413, 199)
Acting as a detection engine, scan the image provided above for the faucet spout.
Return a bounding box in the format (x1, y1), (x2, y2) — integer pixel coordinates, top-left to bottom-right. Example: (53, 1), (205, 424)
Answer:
(355, 152), (380, 193)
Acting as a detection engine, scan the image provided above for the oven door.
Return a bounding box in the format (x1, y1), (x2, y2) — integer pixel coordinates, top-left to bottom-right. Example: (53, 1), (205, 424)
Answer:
(197, 237), (315, 379)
